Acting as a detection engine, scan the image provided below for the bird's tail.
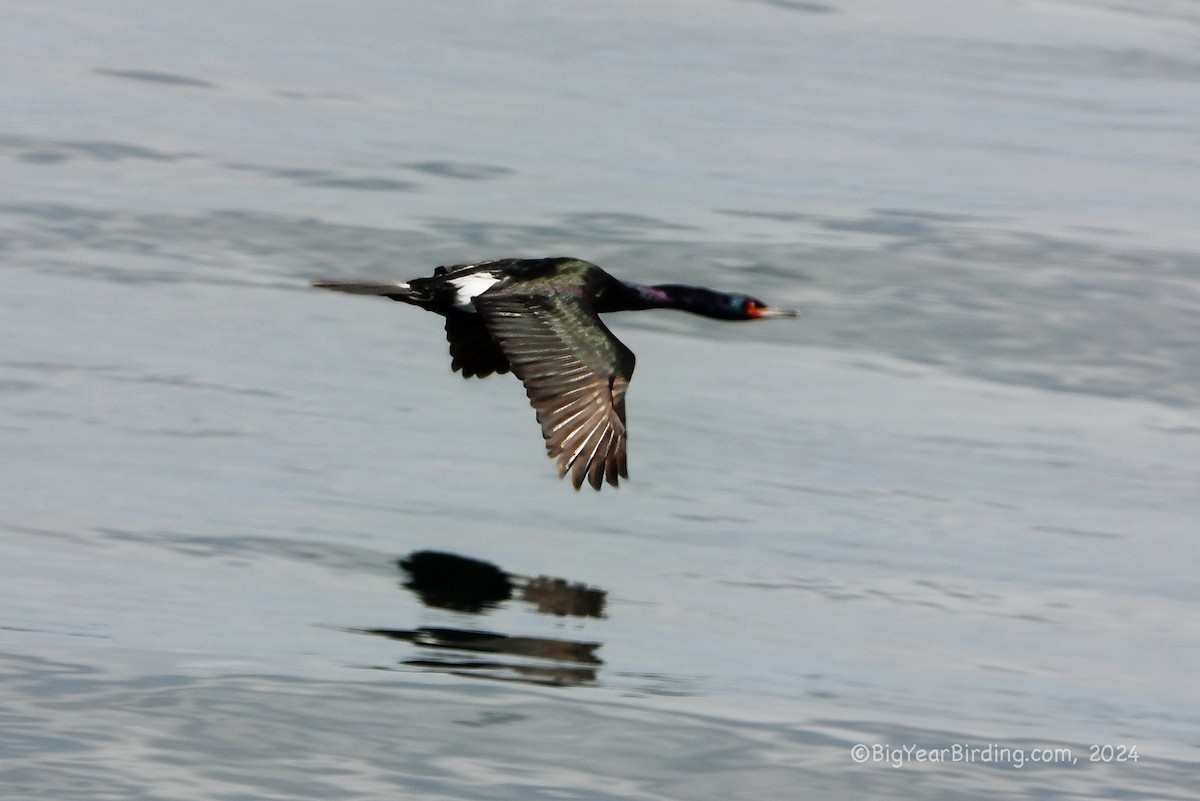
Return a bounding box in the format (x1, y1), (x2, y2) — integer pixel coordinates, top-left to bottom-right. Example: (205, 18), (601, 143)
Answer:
(311, 280), (413, 300)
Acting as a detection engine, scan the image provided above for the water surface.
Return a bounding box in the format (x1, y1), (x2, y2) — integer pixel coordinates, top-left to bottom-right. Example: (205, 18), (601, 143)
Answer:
(3, 1), (1199, 798)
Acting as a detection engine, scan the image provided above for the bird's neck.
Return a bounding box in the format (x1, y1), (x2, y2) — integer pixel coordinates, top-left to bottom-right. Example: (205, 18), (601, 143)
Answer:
(606, 282), (739, 320)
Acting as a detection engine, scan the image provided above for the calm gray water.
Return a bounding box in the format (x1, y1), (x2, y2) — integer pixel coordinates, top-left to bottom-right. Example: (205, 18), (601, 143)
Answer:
(3, 1), (1199, 798)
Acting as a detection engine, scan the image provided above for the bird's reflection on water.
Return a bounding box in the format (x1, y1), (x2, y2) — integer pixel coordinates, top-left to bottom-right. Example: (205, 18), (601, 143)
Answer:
(355, 550), (606, 687)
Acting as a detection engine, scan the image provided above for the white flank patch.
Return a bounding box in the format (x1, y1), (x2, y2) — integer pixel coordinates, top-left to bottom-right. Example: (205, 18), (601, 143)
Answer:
(448, 271), (501, 311)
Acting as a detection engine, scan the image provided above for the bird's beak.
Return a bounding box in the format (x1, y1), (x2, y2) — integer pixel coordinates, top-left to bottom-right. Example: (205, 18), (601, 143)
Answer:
(749, 306), (799, 319)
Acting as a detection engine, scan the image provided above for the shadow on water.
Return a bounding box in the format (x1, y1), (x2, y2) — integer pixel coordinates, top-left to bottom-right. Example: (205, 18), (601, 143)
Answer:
(355, 551), (607, 687)
(93, 67), (218, 89)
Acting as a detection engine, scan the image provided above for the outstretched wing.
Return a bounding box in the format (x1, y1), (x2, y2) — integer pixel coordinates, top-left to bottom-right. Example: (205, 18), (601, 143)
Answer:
(443, 311), (511, 378)
(474, 292), (634, 491)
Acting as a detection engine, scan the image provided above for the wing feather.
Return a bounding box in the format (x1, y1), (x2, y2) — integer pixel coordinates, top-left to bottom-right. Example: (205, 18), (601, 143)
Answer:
(474, 292), (634, 490)
(443, 310), (511, 379)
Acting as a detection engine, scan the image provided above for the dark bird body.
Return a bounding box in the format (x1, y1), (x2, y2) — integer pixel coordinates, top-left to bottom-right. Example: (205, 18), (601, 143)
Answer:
(314, 257), (796, 490)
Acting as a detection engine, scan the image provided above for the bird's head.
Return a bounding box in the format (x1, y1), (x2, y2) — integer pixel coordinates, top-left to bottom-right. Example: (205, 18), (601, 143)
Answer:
(731, 294), (799, 321)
